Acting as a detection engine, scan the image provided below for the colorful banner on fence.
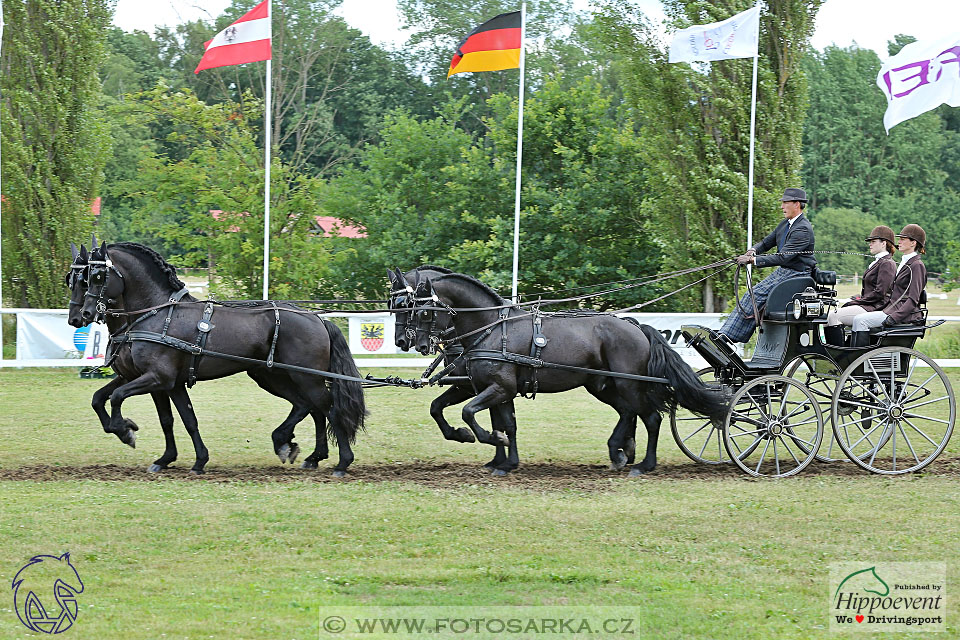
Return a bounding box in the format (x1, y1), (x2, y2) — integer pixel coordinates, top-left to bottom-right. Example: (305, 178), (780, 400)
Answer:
(15, 312), (108, 362)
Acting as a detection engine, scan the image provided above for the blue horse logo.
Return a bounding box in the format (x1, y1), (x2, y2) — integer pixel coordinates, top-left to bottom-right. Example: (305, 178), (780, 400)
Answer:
(12, 553), (84, 634)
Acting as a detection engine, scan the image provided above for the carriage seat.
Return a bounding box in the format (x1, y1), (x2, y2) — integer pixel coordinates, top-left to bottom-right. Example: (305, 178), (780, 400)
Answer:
(813, 268), (837, 288)
(868, 290), (929, 337)
(762, 276), (817, 321)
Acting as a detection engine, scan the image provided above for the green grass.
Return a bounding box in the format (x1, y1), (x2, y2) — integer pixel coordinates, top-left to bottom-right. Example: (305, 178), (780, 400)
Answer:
(2, 369), (960, 639)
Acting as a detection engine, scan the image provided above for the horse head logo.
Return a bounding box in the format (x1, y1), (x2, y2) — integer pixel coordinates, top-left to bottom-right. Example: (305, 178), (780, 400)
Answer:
(12, 553), (84, 634)
(834, 566), (890, 599)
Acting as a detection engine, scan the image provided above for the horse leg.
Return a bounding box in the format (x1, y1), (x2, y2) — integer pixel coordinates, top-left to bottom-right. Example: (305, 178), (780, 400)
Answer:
(460, 386), (513, 446)
(587, 383), (637, 471)
(490, 402), (519, 476)
(247, 371), (309, 463)
(91, 377), (125, 432)
(430, 386), (477, 443)
(106, 371), (171, 447)
(147, 392), (177, 472)
(629, 411), (662, 477)
(287, 372), (353, 477)
(301, 410), (329, 470)
(168, 385), (209, 474)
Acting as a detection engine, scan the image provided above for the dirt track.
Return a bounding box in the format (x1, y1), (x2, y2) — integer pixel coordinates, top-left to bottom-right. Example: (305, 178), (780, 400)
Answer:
(3, 457), (960, 491)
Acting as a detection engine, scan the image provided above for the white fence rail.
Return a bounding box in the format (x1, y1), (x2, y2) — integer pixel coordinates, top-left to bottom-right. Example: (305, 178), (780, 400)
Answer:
(3, 308), (960, 369)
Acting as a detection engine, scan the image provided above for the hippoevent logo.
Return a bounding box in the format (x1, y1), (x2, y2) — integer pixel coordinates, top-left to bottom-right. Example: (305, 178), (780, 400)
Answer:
(11, 553), (84, 634)
(829, 562), (945, 632)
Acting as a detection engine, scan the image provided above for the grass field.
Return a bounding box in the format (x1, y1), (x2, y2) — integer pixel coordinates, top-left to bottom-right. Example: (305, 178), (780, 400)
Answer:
(2, 367), (960, 639)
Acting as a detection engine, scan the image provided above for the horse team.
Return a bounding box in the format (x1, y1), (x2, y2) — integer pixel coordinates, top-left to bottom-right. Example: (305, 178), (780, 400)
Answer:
(66, 240), (726, 477)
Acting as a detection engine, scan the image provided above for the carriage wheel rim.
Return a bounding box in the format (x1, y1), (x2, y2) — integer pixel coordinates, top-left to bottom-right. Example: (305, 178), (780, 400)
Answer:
(784, 353), (845, 462)
(830, 346), (955, 475)
(670, 367), (730, 464)
(723, 375), (823, 478)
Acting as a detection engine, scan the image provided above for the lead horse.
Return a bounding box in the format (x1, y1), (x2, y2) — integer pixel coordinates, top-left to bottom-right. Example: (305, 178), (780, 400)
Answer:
(411, 273), (728, 475)
(76, 241), (367, 475)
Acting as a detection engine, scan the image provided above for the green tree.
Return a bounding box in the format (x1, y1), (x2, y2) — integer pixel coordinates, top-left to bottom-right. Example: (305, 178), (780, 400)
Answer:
(597, 0), (824, 312)
(1, 0), (113, 307)
(805, 207), (883, 275)
(322, 80), (658, 308)
(116, 87), (330, 299)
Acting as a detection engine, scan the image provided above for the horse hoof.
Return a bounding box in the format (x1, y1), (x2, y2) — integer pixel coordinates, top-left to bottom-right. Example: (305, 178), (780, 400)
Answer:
(123, 418), (139, 432)
(491, 468), (508, 477)
(189, 469), (205, 476)
(147, 464), (165, 473)
(610, 451), (628, 472)
(277, 443), (291, 463)
(300, 460), (318, 470)
(287, 443), (300, 464)
(628, 467), (644, 477)
(120, 429), (137, 449)
(455, 428), (476, 443)
(493, 431), (509, 446)
(482, 461), (497, 470)
(332, 470), (347, 478)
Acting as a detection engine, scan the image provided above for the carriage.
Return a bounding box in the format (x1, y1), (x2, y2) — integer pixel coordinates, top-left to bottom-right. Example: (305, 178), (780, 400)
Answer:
(671, 269), (956, 478)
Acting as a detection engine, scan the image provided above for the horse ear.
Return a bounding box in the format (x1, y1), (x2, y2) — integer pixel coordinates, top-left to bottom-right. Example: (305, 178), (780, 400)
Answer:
(70, 242), (79, 260)
(79, 244), (88, 260)
(394, 268), (407, 286)
(387, 269), (397, 284)
(91, 233), (98, 249)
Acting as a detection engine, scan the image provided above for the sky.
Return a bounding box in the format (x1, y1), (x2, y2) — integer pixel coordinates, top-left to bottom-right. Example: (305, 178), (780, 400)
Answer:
(113, 0), (960, 61)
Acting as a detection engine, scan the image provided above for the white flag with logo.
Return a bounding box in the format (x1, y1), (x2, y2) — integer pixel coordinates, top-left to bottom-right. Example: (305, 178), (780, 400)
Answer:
(877, 35), (960, 133)
(668, 5), (761, 63)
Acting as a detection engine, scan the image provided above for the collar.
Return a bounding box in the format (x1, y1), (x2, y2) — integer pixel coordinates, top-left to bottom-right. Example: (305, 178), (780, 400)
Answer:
(787, 212), (804, 228)
(871, 250), (889, 263)
(900, 252), (917, 263)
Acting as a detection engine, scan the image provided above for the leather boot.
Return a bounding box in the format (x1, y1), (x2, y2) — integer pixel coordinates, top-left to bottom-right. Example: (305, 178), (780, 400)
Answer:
(850, 331), (870, 348)
(823, 325), (845, 347)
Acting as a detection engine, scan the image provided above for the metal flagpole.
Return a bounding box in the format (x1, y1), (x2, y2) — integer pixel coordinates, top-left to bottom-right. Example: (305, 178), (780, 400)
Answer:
(261, 1), (272, 300)
(745, 7), (760, 252)
(510, 2), (526, 302)
(0, 0), (6, 361)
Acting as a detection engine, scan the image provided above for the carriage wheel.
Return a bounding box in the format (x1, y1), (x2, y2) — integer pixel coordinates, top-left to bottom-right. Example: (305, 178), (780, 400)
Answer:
(831, 347), (955, 474)
(723, 375), (823, 478)
(784, 353), (844, 462)
(670, 368), (729, 464)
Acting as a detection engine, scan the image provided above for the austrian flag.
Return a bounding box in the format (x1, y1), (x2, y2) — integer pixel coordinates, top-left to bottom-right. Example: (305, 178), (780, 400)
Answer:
(195, 0), (271, 73)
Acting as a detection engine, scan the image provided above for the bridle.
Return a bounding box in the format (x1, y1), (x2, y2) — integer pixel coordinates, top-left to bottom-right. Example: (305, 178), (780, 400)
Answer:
(85, 250), (124, 323)
(412, 283), (457, 354)
(389, 285), (417, 347)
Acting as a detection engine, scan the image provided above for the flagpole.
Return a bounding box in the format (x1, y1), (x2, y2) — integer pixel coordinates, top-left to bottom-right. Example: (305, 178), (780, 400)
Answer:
(510, 2), (526, 302)
(745, 7), (760, 253)
(261, 2), (272, 300)
(0, 0), (6, 361)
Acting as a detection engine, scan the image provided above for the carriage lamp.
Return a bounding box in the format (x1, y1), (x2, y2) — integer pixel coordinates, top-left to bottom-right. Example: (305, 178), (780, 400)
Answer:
(793, 287), (824, 319)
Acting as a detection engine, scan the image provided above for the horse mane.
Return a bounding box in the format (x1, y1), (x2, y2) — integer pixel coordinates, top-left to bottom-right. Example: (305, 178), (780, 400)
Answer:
(415, 265), (453, 274)
(109, 242), (187, 292)
(431, 272), (505, 303)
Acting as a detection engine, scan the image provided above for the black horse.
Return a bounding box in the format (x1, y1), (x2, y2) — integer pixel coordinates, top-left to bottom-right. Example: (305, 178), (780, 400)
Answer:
(389, 266), (639, 474)
(76, 241), (366, 475)
(411, 273), (728, 475)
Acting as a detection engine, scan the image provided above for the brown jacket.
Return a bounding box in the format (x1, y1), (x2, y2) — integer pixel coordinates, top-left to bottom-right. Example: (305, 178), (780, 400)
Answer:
(883, 255), (927, 324)
(843, 254), (895, 311)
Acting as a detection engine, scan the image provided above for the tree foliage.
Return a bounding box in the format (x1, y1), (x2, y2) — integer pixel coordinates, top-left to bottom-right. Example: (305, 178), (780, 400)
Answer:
(1, 0), (113, 307)
(596, 0), (823, 312)
(321, 80), (659, 308)
(115, 87), (330, 300)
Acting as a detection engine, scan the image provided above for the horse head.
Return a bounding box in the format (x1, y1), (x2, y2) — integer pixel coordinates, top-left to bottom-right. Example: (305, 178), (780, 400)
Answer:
(12, 552), (84, 634)
(80, 244), (125, 325)
(412, 274), (444, 355)
(66, 244), (90, 328)
(388, 268), (416, 351)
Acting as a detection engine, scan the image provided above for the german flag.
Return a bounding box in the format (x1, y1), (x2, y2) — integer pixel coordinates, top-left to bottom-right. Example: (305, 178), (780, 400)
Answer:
(448, 11), (521, 78)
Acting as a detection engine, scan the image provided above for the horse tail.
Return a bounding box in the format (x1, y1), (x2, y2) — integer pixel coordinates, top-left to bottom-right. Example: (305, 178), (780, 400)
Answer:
(322, 319), (368, 444)
(637, 324), (728, 423)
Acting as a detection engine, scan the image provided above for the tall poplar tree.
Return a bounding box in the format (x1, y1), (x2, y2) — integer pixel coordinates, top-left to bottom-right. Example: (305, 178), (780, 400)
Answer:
(598, 0), (822, 312)
(1, 0), (112, 307)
